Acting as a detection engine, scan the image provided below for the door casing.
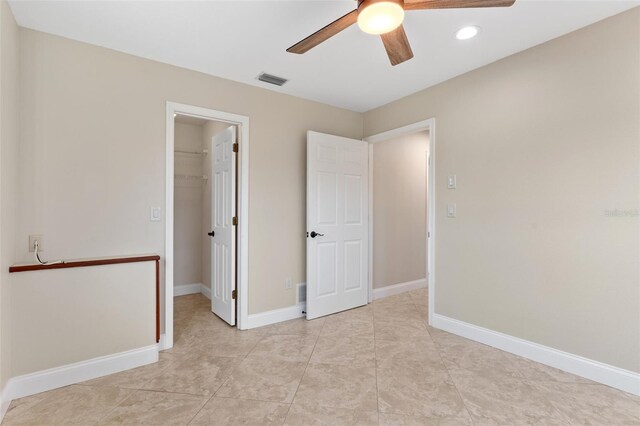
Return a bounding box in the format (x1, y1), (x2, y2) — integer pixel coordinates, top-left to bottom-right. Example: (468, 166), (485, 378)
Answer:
(364, 118), (436, 325)
(165, 102), (250, 350)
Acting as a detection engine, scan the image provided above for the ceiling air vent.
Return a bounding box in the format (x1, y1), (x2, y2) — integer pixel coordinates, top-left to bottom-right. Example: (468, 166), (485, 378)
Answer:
(257, 72), (288, 87)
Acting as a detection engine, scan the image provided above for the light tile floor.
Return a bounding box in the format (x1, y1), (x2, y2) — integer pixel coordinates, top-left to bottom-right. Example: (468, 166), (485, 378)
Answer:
(3, 289), (639, 425)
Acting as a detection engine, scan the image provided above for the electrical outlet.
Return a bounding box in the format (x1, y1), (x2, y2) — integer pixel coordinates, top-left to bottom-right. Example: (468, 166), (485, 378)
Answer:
(285, 278), (292, 290)
(29, 235), (43, 252)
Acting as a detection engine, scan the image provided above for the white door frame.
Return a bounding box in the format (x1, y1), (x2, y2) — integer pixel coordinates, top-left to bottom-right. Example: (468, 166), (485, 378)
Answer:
(364, 118), (436, 325)
(164, 101), (250, 349)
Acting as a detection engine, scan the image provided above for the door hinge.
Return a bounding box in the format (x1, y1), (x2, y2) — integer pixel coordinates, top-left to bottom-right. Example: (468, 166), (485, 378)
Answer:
(232, 143), (238, 153)
(232, 216), (238, 226)
(232, 290), (237, 299)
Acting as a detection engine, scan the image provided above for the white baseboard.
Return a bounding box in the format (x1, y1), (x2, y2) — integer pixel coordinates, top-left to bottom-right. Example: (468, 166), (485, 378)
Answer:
(244, 303), (306, 329)
(373, 278), (427, 300)
(158, 333), (170, 351)
(432, 314), (640, 396)
(174, 283), (211, 300)
(241, 278), (424, 331)
(0, 343), (159, 422)
(200, 284), (211, 300)
(174, 283), (202, 297)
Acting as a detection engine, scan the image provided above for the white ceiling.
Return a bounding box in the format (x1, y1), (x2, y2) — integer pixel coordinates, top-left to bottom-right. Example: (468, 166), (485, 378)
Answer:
(9, 0), (639, 112)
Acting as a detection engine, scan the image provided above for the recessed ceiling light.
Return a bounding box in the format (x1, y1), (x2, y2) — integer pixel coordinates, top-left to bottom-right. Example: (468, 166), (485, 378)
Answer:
(456, 26), (480, 40)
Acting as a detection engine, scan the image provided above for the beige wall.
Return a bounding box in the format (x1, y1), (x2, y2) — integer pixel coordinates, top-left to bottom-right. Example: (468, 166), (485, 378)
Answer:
(0, 0), (19, 392)
(6, 2), (637, 382)
(364, 8), (640, 373)
(10, 263), (156, 376)
(373, 131), (428, 288)
(15, 26), (363, 354)
(201, 121), (232, 291)
(174, 122), (204, 287)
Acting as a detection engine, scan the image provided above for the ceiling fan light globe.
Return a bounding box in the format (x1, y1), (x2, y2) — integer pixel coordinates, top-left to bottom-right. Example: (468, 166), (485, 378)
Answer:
(357, 1), (405, 35)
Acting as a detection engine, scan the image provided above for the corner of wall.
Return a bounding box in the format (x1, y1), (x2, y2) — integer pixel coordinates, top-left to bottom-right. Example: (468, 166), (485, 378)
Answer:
(0, 0), (21, 416)
(0, 0), (4, 414)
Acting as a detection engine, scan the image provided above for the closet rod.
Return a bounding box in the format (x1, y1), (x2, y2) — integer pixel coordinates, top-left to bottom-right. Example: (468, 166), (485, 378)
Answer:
(175, 149), (208, 156)
(175, 174), (208, 181)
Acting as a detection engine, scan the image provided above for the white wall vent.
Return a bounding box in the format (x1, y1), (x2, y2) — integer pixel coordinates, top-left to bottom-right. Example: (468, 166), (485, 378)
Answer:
(257, 72), (288, 86)
(296, 282), (306, 305)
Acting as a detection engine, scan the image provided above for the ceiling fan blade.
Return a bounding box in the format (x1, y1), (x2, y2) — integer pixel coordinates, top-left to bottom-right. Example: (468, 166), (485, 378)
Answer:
(404, 0), (515, 11)
(380, 25), (414, 66)
(287, 9), (358, 54)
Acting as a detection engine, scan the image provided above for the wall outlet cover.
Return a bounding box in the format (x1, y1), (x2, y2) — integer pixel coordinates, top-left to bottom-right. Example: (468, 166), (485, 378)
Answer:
(29, 235), (43, 252)
(447, 175), (457, 189)
(150, 207), (162, 222)
(447, 203), (457, 218)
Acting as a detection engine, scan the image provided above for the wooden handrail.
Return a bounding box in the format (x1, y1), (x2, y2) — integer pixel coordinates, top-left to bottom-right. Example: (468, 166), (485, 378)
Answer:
(9, 254), (161, 343)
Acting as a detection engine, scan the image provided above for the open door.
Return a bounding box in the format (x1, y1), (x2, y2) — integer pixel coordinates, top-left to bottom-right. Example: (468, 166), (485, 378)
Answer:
(210, 126), (236, 325)
(306, 131), (369, 320)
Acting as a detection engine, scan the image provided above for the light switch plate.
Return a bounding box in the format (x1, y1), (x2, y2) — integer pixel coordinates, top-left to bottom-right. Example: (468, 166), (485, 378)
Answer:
(448, 175), (457, 189)
(150, 207), (161, 222)
(447, 203), (457, 218)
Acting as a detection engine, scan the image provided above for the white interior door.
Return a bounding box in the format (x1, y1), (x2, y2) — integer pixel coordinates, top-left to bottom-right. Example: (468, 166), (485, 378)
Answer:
(210, 126), (236, 325)
(306, 131), (369, 320)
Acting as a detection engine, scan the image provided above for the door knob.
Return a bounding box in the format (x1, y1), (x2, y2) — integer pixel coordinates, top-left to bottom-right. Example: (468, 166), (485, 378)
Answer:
(309, 231), (324, 238)
(207, 231), (215, 237)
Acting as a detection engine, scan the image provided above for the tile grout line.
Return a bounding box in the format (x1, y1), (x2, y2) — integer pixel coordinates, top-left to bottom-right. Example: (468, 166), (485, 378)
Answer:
(77, 385), (135, 425)
(415, 296), (478, 426)
(210, 394), (292, 405)
(283, 320), (326, 422)
(185, 394), (215, 425)
(422, 304), (575, 425)
(173, 295), (245, 424)
(1, 386), (57, 423)
(506, 364), (577, 426)
(372, 303), (382, 426)
(182, 293), (257, 425)
(198, 314), (325, 424)
(11, 291), (637, 425)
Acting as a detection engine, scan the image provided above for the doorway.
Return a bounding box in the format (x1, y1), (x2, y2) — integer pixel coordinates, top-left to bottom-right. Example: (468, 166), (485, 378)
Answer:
(365, 119), (435, 325)
(304, 121), (435, 323)
(165, 102), (250, 350)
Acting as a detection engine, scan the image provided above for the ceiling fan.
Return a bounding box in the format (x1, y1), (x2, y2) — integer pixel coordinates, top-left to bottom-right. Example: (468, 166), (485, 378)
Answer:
(287, 0), (516, 66)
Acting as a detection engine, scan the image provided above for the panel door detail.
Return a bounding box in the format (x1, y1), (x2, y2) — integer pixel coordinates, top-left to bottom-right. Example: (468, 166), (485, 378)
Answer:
(306, 131), (368, 319)
(210, 126), (236, 325)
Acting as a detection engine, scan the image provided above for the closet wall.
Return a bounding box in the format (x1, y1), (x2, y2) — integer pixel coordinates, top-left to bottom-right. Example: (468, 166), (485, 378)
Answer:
(174, 121), (205, 288)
